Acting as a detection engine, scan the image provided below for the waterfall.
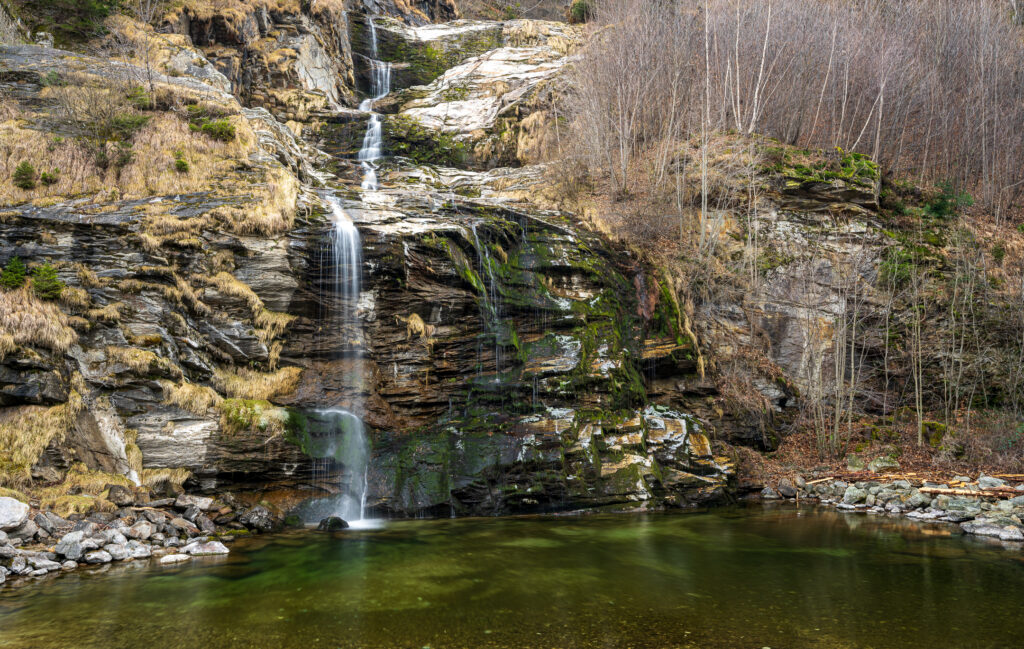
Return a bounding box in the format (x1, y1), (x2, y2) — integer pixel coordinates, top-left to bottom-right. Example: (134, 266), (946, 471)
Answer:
(310, 196), (374, 527)
(358, 16), (391, 191)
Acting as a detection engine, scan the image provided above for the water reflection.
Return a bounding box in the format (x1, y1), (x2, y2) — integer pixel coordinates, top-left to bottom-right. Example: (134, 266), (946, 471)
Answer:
(2, 505), (1023, 649)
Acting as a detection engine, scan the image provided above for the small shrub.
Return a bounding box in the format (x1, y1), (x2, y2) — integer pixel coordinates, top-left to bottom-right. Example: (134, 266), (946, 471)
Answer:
(114, 143), (134, 168)
(992, 241), (1007, 265)
(40, 169), (60, 186)
(31, 262), (64, 300)
(12, 162), (36, 190)
(0, 257), (28, 290)
(109, 114), (150, 142)
(173, 150), (190, 173)
(126, 86), (151, 111)
(197, 118), (236, 142)
(569, 0), (592, 23)
(39, 71), (64, 87)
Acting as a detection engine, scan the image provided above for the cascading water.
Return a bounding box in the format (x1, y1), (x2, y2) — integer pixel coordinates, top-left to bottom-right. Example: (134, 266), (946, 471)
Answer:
(358, 17), (391, 191)
(309, 196), (375, 527)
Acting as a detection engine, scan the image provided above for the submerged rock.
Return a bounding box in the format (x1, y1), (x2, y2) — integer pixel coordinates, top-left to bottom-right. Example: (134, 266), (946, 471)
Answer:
(317, 517), (349, 531)
(183, 541), (229, 556)
(158, 554), (190, 565)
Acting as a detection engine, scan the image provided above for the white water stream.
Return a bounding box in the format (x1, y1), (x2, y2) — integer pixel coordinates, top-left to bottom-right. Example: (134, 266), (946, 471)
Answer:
(358, 17), (392, 190)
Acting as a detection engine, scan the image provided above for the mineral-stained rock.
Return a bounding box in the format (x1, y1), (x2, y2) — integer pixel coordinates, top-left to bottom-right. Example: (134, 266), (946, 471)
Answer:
(239, 506), (275, 532)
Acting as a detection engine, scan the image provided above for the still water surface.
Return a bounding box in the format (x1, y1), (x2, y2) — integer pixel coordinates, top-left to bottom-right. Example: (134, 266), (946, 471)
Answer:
(1, 505), (1022, 649)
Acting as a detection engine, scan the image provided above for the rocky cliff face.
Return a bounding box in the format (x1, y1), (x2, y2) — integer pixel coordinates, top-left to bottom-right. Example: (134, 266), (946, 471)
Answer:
(0, 4), (802, 522)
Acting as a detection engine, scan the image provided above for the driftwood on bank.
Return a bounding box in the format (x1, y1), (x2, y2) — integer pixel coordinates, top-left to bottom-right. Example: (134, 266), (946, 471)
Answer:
(918, 486), (1019, 498)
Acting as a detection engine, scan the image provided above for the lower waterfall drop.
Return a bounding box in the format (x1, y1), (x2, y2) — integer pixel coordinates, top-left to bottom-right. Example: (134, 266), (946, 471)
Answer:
(312, 196), (376, 528)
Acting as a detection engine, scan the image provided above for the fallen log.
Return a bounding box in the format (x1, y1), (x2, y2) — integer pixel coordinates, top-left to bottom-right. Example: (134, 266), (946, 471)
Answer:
(918, 487), (1018, 498)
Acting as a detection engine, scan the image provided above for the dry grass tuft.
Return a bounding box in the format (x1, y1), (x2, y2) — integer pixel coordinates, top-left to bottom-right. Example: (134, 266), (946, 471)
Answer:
(0, 402), (78, 488)
(76, 265), (107, 288)
(124, 429), (144, 477)
(160, 379), (224, 415)
(105, 345), (183, 379)
(210, 167), (299, 236)
(0, 487), (28, 502)
(212, 366), (302, 401)
(0, 287), (78, 354)
(60, 286), (92, 310)
(86, 301), (124, 323)
(140, 467), (191, 491)
(0, 333), (15, 361)
(207, 271), (263, 312)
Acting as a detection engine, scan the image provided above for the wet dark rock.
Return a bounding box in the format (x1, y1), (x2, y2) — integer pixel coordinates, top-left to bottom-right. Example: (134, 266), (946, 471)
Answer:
(195, 514), (217, 535)
(169, 518), (200, 537)
(317, 516), (349, 531)
(777, 479), (797, 498)
(239, 506), (275, 532)
(182, 505), (202, 523)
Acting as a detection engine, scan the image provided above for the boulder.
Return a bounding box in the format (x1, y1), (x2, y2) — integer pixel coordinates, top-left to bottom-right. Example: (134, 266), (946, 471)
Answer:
(103, 544), (130, 561)
(777, 479), (797, 498)
(27, 556), (61, 572)
(182, 505), (202, 522)
(127, 520), (154, 540)
(169, 517), (200, 536)
(846, 454), (865, 472)
(184, 541), (229, 556)
(978, 475), (1008, 489)
(55, 531), (86, 560)
(867, 456), (900, 473)
(9, 555), (27, 574)
(8, 518), (38, 544)
(71, 521), (100, 536)
(0, 543), (16, 560)
(239, 506), (275, 532)
(843, 485), (867, 505)
(195, 514), (217, 534)
(105, 485), (135, 507)
(158, 553), (190, 564)
(100, 529), (128, 546)
(317, 516), (349, 531)
(126, 540), (152, 559)
(61, 560), (77, 570)
(175, 494), (215, 511)
(0, 497), (29, 531)
(83, 550), (113, 564)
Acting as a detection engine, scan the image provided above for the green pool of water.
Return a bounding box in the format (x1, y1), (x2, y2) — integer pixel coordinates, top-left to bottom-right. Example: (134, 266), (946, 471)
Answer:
(2, 504), (1023, 648)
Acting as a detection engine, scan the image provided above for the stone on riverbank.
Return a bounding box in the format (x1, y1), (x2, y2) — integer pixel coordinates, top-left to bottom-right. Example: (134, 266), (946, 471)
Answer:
(0, 498), (29, 532)
(83, 550), (112, 564)
(159, 554), (190, 565)
(184, 541), (229, 556)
